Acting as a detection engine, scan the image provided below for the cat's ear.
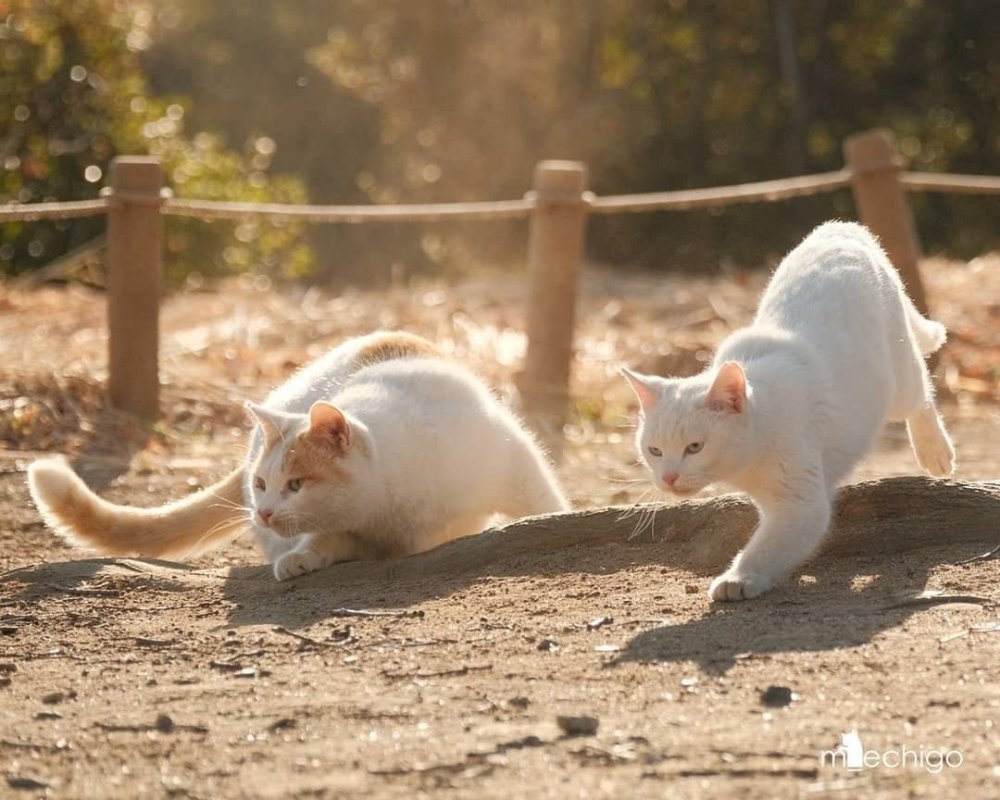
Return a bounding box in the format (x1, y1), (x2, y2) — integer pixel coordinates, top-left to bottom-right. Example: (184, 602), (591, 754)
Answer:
(245, 402), (297, 441)
(307, 402), (351, 451)
(620, 367), (660, 413)
(707, 361), (747, 414)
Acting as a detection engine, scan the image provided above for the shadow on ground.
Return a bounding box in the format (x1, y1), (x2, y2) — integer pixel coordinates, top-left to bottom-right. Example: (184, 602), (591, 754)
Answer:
(5, 477), (996, 674)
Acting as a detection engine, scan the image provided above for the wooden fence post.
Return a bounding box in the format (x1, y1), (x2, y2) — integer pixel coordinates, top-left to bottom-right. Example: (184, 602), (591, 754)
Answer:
(106, 156), (164, 420)
(843, 128), (928, 314)
(521, 160), (589, 459)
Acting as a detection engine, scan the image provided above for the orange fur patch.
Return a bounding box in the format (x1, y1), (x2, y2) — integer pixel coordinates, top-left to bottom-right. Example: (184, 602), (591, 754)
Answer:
(281, 432), (353, 485)
(351, 331), (439, 371)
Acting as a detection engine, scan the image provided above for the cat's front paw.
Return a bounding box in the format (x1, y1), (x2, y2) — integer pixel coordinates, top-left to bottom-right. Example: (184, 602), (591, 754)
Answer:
(709, 569), (773, 602)
(272, 549), (329, 581)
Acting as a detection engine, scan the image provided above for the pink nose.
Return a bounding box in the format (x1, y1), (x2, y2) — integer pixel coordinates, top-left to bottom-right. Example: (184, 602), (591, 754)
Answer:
(662, 472), (679, 488)
(258, 508), (274, 525)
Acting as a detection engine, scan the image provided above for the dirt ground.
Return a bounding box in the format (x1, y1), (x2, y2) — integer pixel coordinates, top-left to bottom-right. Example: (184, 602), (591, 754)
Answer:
(0, 255), (998, 798)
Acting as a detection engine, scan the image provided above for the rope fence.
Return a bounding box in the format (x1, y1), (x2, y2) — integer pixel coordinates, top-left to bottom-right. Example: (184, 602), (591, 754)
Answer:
(1, 128), (998, 450)
(0, 197), (110, 222)
(163, 196), (535, 223)
(4, 169), (997, 226)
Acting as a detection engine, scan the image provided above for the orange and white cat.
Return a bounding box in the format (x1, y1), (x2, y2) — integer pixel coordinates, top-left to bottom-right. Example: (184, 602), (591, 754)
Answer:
(623, 222), (954, 601)
(29, 332), (569, 580)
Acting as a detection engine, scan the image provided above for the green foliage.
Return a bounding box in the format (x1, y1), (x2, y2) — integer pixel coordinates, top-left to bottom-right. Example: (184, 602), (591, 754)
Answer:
(0, 0), (311, 281)
(304, 0), (996, 268)
(2, 0), (996, 283)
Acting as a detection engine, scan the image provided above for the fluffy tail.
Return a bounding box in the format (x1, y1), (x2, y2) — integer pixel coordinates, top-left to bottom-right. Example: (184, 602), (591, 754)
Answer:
(27, 460), (248, 559)
(905, 299), (947, 356)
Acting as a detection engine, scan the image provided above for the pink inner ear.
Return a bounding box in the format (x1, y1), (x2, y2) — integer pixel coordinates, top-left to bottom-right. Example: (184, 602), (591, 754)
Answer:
(621, 367), (659, 412)
(308, 402), (351, 449)
(707, 361), (747, 413)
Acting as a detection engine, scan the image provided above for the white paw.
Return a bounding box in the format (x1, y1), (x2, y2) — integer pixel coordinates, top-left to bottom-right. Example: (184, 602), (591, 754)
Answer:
(272, 549), (328, 581)
(708, 569), (773, 602)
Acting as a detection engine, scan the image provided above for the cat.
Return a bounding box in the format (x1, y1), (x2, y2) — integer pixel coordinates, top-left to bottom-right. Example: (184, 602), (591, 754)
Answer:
(28, 331), (569, 580)
(622, 221), (955, 601)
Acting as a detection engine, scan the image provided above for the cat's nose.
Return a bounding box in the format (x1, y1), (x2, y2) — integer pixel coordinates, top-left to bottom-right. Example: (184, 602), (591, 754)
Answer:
(258, 508), (274, 525)
(662, 472), (679, 488)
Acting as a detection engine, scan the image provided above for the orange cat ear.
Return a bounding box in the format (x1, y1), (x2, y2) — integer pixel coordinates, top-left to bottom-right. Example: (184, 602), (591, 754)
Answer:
(308, 402), (351, 450)
(621, 367), (660, 413)
(707, 361), (747, 414)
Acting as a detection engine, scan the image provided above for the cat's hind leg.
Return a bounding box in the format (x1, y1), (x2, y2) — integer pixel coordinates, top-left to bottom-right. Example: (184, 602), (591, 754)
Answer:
(896, 303), (955, 477)
(498, 435), (570, 519)
(710, 486), (832, 602)
(906, 403), (955, 477)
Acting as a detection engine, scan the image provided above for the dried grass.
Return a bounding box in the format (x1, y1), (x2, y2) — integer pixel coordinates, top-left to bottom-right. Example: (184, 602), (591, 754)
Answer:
(0, 255), (996, 487)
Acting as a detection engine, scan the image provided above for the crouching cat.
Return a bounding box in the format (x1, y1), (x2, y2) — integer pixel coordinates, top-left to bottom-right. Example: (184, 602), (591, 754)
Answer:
(29, 332), (569, 580)
(623, 221), (954, 602)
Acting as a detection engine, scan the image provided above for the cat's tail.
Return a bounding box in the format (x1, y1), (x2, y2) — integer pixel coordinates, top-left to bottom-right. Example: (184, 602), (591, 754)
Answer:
(905, 299), (947, 356)
(27, 460), (248, 559)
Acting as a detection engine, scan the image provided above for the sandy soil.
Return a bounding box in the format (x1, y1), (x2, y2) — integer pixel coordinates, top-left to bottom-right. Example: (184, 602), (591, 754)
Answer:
(0, 257), (998, 798)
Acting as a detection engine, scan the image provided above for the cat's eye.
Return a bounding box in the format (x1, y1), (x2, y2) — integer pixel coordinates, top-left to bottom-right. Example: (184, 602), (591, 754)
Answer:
(647, 446), (663, 458)
(685, 442), (704, 455)
(286, 477), (304, 493)
(254, 476), (266, 492)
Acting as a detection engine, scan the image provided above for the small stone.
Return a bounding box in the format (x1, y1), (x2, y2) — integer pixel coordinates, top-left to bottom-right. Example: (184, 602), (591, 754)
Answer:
(556, 715), (599, 737)
(0, 677), (11, 689)
(0, 626), (18, 635)
(0, 663), (16, 673)
(232, 667), (271, 679)
(684, 584), (699, 594)
(586, 616), (613, 630)
(154, 714), (175, 732)
(35, 711), (62, 721)
(508, 696), (530, 710)
(760, 685), (798, 707)
(42, 691), (65, 705)
(536, 638), (558, 652)
(8, 777), (50, 791)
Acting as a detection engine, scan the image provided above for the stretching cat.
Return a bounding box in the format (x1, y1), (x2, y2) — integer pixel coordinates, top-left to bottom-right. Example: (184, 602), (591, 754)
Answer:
(623, 221), (954, 601)
(28, 332), (569, 580)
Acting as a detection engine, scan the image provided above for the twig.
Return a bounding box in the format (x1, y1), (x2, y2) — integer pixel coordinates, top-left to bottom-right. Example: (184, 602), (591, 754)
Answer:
(955, 543), (1000, 564)
(938, 619), (1000, 644)
(272, 626), (356, 648)
(329, 608), (424, 619)
(95, 715), (207, 734)
(382, 663), (492, 681)
(43, 584), (121, 597)
(884, 592), (992, 610)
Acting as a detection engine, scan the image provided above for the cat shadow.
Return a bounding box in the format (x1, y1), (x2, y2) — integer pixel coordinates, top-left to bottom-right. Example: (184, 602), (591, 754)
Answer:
(610, 550), (960, 675)
(0, 556), (203, 603)
(215, 536), (985, 681)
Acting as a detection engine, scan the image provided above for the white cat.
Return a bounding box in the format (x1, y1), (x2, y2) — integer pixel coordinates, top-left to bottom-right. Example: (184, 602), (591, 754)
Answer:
(623, 221), (954, 601)
(28, 332), (569, 580)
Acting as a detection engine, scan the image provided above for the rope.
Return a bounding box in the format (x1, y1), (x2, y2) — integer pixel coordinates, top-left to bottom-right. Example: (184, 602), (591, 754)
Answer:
(162, 196), (535, 223)
(901, 172), (1000, 195)
(0, 198), (110, 222)
(588, 170), (852, 214)
(1, 169), (997, 226)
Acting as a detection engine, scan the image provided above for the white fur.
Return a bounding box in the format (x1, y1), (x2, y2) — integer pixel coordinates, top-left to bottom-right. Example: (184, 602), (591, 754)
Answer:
(624, 221), (954, 601)
(244, 337), (569, 579)
(27, 333), (568, 581)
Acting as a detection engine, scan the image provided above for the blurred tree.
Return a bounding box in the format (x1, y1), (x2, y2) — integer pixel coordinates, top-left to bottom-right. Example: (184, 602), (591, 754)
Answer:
(0, 0), (312, 281)
(137, 0), (381, 283)
(4, 0), (996, 282)
(304, 0), (997, 269)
